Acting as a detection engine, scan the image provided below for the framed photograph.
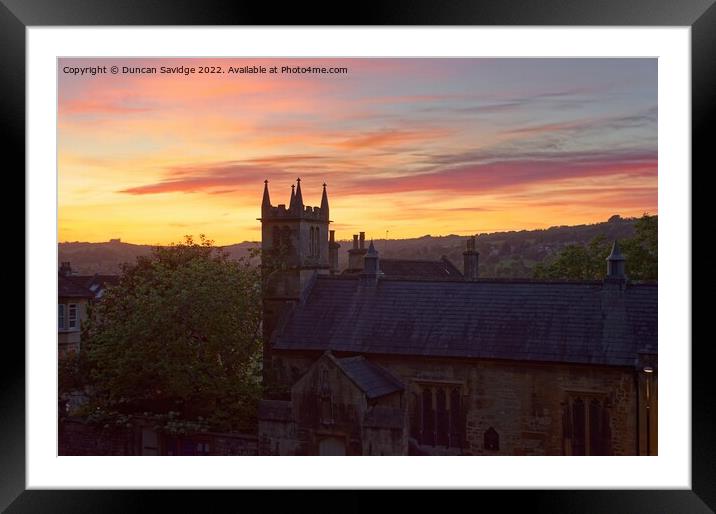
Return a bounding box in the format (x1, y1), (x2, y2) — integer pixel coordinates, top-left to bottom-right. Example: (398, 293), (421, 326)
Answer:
(7, 0), (709, 511)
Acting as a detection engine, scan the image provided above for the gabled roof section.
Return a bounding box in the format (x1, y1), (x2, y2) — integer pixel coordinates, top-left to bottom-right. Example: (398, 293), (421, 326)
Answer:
(332, 355), (404, 399)
(64, 274), (120, 298)
(379, 257), (463, 279)
(73, 274), (120, 289)
(343, 257), (463, 279)
(58, 274), (94, 298)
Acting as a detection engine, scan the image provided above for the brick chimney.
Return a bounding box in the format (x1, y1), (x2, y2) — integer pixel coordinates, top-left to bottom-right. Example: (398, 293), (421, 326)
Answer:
(463, 236), (479, 281)
(348, 231), (369, 271)
(329, 230), (340, 274)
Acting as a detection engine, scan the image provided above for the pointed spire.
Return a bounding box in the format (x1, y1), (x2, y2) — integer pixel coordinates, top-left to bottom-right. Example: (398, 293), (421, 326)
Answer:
(606, 240), (626, 279)
(289, 183), (296, 211)
(294, 177), (304, 213)
(367, 239), (377, 255)
(361, 238), (381, 283)
(320, 182), (329, 220)
(607, 240), (625, 261)
(261, 179), (271, 216)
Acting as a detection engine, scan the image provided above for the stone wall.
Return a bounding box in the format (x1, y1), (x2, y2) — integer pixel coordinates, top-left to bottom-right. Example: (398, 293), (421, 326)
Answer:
(59, 419), (135, 455)
(59, 418), (258, 456)
(269, 351), (640, 456)
(259, 353), (408, 455)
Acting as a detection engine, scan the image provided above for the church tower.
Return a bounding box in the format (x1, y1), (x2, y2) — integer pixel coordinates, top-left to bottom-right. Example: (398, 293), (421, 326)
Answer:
(259, 178), (331, 389)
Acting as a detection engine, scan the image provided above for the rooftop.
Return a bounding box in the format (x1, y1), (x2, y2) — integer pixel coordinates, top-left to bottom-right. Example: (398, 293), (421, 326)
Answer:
(273, 274), (657, 367)
(332, 355), (404, 399)
(58, 274), (94, 298)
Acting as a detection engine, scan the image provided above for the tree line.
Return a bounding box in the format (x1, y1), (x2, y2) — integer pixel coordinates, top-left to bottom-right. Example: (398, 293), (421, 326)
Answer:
(533, 214), (657, 281)
(59, 215), (657, 434)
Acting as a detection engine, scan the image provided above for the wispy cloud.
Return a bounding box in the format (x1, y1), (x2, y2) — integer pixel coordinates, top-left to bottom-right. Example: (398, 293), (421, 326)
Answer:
(59, 57), (657, 244)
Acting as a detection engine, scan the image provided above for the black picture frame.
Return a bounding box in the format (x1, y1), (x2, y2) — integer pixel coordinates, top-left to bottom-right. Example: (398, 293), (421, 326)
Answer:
(4, 0), (709, 511)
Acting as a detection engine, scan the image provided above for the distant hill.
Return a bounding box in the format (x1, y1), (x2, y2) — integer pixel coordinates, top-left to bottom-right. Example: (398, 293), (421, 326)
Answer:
(58, 239), (260, 275)
(59, 215), (641, 278)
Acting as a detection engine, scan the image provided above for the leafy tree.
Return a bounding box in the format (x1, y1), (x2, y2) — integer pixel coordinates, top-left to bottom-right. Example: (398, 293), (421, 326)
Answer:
(59, 350), (87, 396)
(533, 214), (657, 281)
(533, 235), (610, 280)
(83, 235), (262, 432)
(620, 214), (657, 280)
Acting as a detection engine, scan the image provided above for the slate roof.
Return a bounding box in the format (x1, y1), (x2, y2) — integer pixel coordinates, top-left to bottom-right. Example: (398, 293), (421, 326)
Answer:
(273, 275), (657, 367)
(58, 274), (94, 298)
(70, 274), (120, 298)
(378, 257), (463, 279)
(342, 257), (463, 279)
(74, 274), (121, 289)
(333, 355), (404, 399)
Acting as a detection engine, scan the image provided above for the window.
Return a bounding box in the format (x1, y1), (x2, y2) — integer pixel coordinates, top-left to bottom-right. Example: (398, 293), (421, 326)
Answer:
(314, 227), (320, 257)
(58, 304), (66, 330)
(308, 226), (320, 257)
(562, 395), (611, 455)
(319, 437), (346, 456)
(484, 426), (499, 451)
(196, 442), (210, 455)
(411, 383), (464, 448)
(319, 369), (334, 425)
(281, 226), (291, 249)
(68, 303), (78, 330)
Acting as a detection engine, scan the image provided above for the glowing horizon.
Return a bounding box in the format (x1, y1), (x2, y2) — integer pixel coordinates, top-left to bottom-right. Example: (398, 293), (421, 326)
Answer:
(58, 58), (657, 246)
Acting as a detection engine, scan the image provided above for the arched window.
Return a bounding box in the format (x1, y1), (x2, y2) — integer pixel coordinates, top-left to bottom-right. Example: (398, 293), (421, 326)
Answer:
(436, 389), (448, 446)
(410, 392), (421, 440)
(563, 395), (611, 455)
(572, 398), (586, 455)
(422, 388), (435, 446)
(315, 226), (320, 257)
(449, 388), (463, 447)
(415, 385), (464, 449)
(319, 369), (334, 425)
(281, 226), (291, 249)
(484, 426), (499, 451)
(272, 226), (280, 248)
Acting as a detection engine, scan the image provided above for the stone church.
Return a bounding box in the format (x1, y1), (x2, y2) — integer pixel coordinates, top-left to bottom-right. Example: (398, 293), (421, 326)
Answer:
(256, 179), (658, 456)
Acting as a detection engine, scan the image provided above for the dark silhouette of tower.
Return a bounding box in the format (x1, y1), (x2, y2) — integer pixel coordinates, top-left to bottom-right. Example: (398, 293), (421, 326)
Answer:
(259, 178), (331, 389)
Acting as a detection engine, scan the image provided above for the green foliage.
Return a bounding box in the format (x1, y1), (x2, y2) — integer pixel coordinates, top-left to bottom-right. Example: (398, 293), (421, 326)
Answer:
(59, 350), (89, 396)
(533, 214), (657, 281)
(619, 214), (658, 280)
(83, 234), (263, 432)
(533, 235), (611, 280)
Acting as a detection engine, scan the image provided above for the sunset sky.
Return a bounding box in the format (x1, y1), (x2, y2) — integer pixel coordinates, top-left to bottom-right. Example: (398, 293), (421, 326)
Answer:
(58, 58), (657, 245)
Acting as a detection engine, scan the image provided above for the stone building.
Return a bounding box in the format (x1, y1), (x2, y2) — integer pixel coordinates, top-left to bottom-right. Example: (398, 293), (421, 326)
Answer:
(257, 179), (658, 456)
(58, 262), (120, 355)
(58, 265), (94, 356)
